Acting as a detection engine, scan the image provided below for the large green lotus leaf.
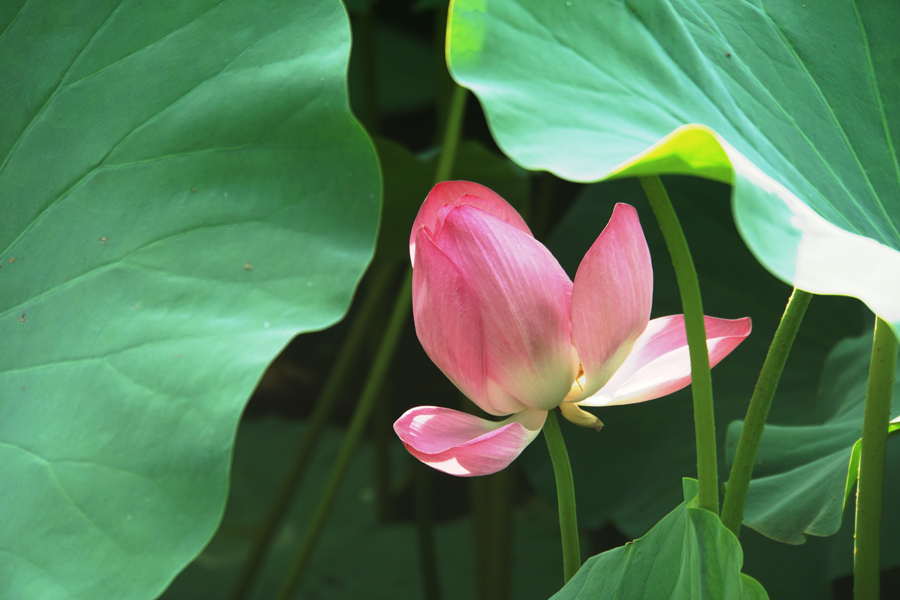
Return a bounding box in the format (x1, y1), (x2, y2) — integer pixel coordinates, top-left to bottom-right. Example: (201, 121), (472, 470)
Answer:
(552, 479), (767, 600)
(724, 329), (900, 544)
(447, 0), (900, 333)
(162, 417), (564, 600)
(0, 1), (379, 598)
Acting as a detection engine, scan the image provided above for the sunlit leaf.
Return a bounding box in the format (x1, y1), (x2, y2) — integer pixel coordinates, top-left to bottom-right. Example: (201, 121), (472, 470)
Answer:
(447, 0), (900, 332)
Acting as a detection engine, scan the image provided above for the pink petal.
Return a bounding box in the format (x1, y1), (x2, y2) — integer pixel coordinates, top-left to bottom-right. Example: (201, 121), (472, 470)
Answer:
(570, 204), (653, 399)
(410, 181), (532, 266)
(577, 315), (752, 407)
(436, 205), (578, 411)
(414, 230), (525, 416)
(394, 406), (547, 476)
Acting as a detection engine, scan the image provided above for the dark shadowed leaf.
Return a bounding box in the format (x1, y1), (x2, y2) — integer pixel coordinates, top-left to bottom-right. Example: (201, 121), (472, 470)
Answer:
(725, 329), (900, 544)
(161, 418), (563, 600)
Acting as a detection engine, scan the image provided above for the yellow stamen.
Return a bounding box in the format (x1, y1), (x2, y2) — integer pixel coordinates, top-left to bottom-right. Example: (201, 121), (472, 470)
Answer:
(562, 365), (586, 402)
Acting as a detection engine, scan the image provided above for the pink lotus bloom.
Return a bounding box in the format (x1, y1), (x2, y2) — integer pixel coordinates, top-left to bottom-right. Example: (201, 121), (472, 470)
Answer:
(394, 181), (751, 477)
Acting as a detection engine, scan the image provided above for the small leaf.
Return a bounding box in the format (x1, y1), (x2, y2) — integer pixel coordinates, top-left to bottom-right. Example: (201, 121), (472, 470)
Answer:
(843, 419), (900, 512)
(552, 479), (767, 600)
(725, 329), (900, 544)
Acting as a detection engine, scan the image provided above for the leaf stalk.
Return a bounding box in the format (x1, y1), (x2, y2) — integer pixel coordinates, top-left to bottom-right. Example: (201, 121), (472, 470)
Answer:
(720, 288), (812, 537)
(274, 271), (413, 600)
(273, 79), (469, 600)
(543, 409), (581, 583)
(639, 175), (718, 514)
(227, 262), (395, 600)
(853, 317), (898, 600)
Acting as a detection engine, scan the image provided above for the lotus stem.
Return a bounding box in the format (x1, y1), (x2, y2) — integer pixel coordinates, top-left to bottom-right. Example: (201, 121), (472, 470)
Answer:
(227, 262), (395, 600)
(543, 409), (581, 583)
(639, 175), (718, 514)
(853, 317), (898, 600)
(416, 465), (442, 600)
(275, 271), (414, 600)
(721, 288), (812, 537)
(273, 73), (469, 600)
(435, 84), (467, 183)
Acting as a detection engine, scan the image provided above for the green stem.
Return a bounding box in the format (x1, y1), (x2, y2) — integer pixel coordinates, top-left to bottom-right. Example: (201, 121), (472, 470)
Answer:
(272, 74), (469, 600)
(227, 262), (395, 600)
(373, 383), (394, 522)
(356, 6), (379, 135)
(432, 8), (453, 141)
(434, 84), (467, 183)
(416, 465), (442, 600)
(543, 409), (581, 583)
(639, 175), (718, 514)
(529, 172), (555, 240)
(275, 271), (413, 600)
(721, 288), (812, 537)
(853, 317), (898, 600)
(469, 466), (513, 600)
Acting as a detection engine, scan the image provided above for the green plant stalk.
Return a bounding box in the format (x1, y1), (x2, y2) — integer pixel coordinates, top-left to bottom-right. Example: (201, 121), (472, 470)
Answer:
(853, 317), (898, 600)
(435, 84), (467, 182)
(228, 261), (395, 600)
(639, 175), (718, 514)
(373, 383), (394, 522)
(356, 6), (379, 135)
(416, 465), (442, 600)
(543, 409), (581, 583)
(433, 8), (453, 141)
(721, 288), (812, 537)
(469, 465), (513, 600)
(273, 77), (469, 600)
(275, 271), (413, 600)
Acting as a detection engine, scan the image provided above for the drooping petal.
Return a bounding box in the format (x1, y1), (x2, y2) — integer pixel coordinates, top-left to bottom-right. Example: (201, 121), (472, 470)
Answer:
(436, 205), (578, 411)
(394, 406), (547, 477)
(413, 230), (527, 416)
(570, 203), (653, 399)
(577, 315), (752, 407)
(410, 181), (532, 266)
(559, 401), (604, 430)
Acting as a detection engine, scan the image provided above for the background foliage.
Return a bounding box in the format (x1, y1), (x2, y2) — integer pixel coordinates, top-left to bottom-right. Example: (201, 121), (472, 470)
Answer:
(1, 1), (897, 599)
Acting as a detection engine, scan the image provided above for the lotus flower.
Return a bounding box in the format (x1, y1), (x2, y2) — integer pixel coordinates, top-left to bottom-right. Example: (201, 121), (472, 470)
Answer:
(394, 181), (751, 477)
